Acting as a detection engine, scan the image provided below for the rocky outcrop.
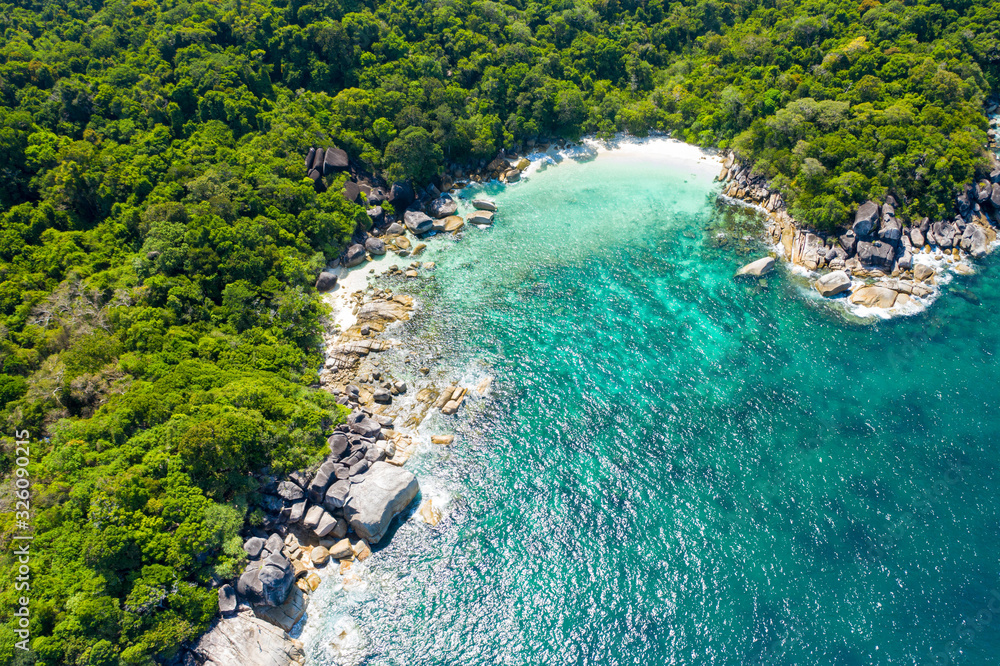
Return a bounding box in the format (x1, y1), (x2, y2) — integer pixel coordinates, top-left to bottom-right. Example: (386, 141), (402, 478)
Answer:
(724, 138), (1000, 315)
(344, 461), (419, 544)
(237, 553), (295, 607)
(188, 615), (304, 666)
(736, 257), (774, 276)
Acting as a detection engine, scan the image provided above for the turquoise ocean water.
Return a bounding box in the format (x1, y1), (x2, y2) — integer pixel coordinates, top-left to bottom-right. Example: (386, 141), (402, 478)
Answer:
(302, 143), (1000, 665)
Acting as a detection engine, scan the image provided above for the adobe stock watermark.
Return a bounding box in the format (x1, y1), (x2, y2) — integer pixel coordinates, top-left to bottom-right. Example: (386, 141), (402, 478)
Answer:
(10, 429), (32, 651)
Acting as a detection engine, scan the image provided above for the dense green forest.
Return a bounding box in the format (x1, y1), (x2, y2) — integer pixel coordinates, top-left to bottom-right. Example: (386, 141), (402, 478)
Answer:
(0, 0), (997, 662)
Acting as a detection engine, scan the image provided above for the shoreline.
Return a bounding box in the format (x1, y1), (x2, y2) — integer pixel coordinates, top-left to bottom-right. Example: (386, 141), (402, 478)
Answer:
(183, 127), (1000, 664)
(723, 110), (1000, 320)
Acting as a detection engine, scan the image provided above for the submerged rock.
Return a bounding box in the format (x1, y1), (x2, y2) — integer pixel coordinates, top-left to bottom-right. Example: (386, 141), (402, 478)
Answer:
(467, 211), (494, 225)
(736, 257), (774, 276)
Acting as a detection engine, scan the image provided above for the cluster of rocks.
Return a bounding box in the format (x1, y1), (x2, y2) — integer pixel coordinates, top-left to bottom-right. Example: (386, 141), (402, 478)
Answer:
(309, 152), (524, 285)
(181, 402), (418, 666)
(726, 146), (1000, 312)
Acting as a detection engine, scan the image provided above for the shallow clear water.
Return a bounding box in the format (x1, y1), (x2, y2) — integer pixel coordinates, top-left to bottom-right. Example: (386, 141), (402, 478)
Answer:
(302, 143), (1000, 666)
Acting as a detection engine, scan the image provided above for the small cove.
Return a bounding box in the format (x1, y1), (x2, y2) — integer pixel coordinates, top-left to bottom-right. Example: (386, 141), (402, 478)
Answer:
(302, 139), (1000, 666)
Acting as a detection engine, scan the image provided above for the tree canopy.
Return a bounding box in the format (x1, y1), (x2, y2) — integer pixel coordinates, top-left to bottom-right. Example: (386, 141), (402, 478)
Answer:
(0, 0), (998, 662)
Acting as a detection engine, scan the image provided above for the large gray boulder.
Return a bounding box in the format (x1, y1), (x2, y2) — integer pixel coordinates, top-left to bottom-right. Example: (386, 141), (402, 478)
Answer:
(324, 480), (351, 511)
(367, 206), (384, 226)
(264, 533), (283, 557)
(323, 147), (349, 174)
(853, 201), (880, 236)
(960, 224), (989, 257)
(342, 180), (360, 203)
(328, 432), (349, 457)
(736, 257), (774, 276)
(344, 243), (366, 267)
(311, 148), (326, 172)
(244, 537), (265, 559)
(909, 227), (925, 247)
(348, 412), (381, 438)
(855, 240), (895, 268)
(878, 215), (902, 243)
(896, 248), (913, 270)
(237, 553), (294, 607)
(385, 222), (405, 236)
(307, 460), (337, 502)
(427, 195), (458, 218)
(956, 191), (972, 215)
(315, 271), (338, 292)
(367, 187), (387, 205)
(288, 500), (307, 523)
(305, 147), (316, 173)
(314, 510), (339, 537)
(257, 554), (295, 607)
(977, 180), (992, 203)
(929, 220), (958, 248)
(365, 237), (386, 256)
(991, 183), (1000, 209)
(344, 461), (420, 543)
(404, 210), (433, 234)
(276, 481), (304, 502)
(218, 584), (237, 616)
(189, 615), (303, 666)
(472, 199), (497, 211)
(839, 231), (858, 256)
(814, 271), (851, 297)
(302, 505), (325, 530)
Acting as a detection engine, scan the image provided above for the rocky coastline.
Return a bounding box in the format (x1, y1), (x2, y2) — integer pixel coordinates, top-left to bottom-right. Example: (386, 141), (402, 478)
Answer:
(179, 148), (516, 664)
(179, 116), (1000, 662)
(727, 106), (1000, 316)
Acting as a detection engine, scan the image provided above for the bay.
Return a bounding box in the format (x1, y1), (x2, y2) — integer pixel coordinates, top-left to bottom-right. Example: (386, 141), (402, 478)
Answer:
(302, 140), (1000, 666)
